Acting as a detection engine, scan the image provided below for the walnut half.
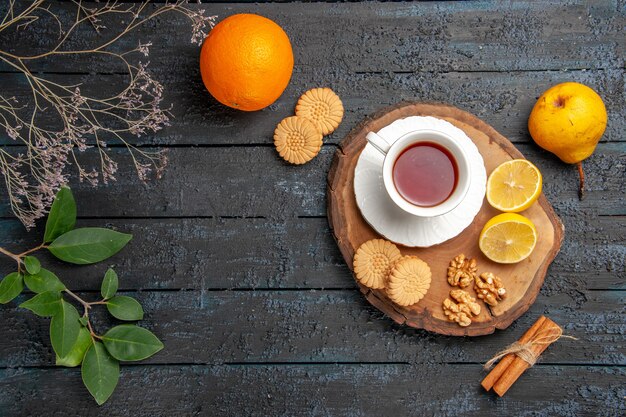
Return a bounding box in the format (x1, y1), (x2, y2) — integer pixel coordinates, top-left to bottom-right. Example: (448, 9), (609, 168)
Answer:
(443, 289), (482, 327)
(447, 254), (478, 288)
(475, 272), (506, 307)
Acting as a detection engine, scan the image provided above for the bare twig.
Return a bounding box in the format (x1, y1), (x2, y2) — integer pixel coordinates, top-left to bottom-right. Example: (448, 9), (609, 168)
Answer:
(0, 246), (21, 264)
(64, 288), (91, 310)
(0, 1), (217, 227)
(16, 242), (47, 257)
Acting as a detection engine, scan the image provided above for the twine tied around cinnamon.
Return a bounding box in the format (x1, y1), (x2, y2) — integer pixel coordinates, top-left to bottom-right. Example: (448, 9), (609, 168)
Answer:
(484, 326), (577, 370)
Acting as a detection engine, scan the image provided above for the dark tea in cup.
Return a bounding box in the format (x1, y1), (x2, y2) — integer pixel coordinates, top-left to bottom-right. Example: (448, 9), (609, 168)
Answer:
(366, 128), (471, 218)
(392, 142), (458, 207)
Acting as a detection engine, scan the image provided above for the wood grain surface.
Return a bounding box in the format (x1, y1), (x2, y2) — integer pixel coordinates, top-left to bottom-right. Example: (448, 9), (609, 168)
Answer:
(327, 102), (564, 336)
(0, 1), (624, 416)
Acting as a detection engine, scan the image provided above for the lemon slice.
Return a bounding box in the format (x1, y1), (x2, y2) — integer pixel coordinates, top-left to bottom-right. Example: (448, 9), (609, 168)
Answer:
(486, 159), (542, 212)
(479, 213), (538, 264)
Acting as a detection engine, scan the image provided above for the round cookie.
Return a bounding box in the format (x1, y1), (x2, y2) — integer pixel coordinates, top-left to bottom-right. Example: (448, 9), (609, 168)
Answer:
(353, 239), (402, 289)
(387, 256), (432, 306)
(295, 87), (344, 135)
(274, 116), (323, 165)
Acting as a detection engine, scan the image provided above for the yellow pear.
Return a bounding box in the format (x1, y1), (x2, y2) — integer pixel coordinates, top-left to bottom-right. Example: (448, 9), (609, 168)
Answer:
(528, 82), (607, 199)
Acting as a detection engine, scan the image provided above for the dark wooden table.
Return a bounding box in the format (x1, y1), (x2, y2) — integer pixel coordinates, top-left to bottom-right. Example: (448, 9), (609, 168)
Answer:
(1, 1), (624, 416)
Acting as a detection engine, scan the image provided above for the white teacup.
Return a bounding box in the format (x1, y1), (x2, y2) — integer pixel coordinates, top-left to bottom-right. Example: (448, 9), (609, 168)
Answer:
(365, 129), (472, 217)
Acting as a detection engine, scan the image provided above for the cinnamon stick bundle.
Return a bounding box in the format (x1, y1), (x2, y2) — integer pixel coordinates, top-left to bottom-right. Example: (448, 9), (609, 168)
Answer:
(481, 315), (562, 397)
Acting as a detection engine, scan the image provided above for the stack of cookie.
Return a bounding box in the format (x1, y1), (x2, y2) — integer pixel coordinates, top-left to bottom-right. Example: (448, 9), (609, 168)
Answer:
(353, 239), (432, 307)
(274, 88), (344, 165)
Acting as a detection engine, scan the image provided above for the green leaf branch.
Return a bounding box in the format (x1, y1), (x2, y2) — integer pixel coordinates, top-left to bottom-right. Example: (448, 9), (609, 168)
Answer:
(0, 187), (164, 405)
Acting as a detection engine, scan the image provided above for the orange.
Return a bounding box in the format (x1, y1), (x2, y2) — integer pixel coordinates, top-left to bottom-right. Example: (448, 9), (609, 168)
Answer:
(199, 14), (294, 111)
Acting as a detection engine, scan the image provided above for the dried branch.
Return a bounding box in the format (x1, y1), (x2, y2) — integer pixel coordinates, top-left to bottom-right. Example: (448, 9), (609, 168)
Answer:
(0, 1), (217, 228)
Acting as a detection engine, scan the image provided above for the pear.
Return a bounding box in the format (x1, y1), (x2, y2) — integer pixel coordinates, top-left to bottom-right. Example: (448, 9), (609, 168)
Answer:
(528, 82), (607, 199)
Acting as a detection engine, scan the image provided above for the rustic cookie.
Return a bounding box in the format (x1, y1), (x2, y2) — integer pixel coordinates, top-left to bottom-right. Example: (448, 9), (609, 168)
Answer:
(386, 256), (432, 306)
(274, 116), (323, 165)
(295, 87), (344, 135)
(353, 239), (402, 289)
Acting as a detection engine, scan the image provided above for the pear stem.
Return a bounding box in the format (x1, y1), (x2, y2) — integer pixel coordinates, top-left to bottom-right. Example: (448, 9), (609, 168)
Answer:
(576, 161), (585, 200)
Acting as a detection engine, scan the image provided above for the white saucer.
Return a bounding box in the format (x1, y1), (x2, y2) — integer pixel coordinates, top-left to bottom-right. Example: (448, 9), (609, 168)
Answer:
(354, 116), (487, 247)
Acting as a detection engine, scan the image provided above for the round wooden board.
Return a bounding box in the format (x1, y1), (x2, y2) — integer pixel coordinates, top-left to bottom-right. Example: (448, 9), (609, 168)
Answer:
(327, 102), (564, 337)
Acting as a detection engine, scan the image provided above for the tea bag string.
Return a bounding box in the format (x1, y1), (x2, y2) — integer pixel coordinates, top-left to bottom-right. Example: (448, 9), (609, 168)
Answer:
(484, 327), (577, 370)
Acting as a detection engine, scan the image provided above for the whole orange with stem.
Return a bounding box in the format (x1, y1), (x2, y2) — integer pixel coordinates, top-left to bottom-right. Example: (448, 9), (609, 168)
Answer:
(199, 14), (294, 111)
(528, 82), (607, 199)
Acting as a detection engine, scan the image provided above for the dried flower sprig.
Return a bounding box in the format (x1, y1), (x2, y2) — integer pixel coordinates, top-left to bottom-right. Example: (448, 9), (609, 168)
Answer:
(0, 1), (217, 228)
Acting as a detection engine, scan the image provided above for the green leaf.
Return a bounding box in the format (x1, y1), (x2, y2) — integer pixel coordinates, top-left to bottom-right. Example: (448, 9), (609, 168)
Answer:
(101, 268), (118, 300)
(48, 228), (132, 265)
(0, 272), (23, 304)
(19, 291), (61, 317)
(106, 296), (143, 321)
(79, 316), (89, 326)
(50, 300), (81, 358)
(24, 268), (66, 293)
(57, 326), (92, 367)
(102, 324), (163, 361)
(23, 256), (41, 275)
(44, 186), (77, 243)
(81, 341), (119, 405)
